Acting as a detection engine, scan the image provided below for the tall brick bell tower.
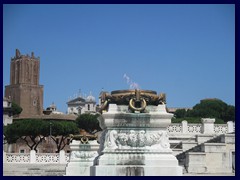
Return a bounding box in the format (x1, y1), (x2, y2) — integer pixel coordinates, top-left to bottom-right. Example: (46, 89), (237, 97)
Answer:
(5, 49), (44, 118)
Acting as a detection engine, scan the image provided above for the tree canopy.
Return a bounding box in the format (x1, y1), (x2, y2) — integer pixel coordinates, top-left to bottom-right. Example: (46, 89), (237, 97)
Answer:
(50, 120), (79, 152)
(4, 119), (79, 152)
(75, 113), (102, 134)
(4, 119), (49, 151)
(11, 101), (23, 116)
(174, 109), (187, 119)
(173, 99), (235, 123)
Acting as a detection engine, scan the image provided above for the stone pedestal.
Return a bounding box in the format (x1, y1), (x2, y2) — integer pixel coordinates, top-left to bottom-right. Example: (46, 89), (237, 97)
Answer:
(92, 104), (182, 176)
(201, 118), (215, 134)
(65, 140), (99, 176)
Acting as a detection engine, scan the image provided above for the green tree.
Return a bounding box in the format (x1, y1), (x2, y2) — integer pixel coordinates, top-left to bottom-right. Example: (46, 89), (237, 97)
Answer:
(191, 99), (227, 118)
(223, 105), (235, 122)
(50, 120), (79, 153)
(174, 109), (187, 118)
(4, 119), (49, 151)
(172, 99), (235, 123)
(3, 124), (19, 144)
(11, 101), (23, 116)
(4, 119), (79, 153)
(188, 99), (232, 122)
(75, 113), (102, 134)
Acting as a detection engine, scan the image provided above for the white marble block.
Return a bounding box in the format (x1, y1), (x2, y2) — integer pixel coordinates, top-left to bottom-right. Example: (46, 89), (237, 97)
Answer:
(201, 118), (215, 134)
(65, 140), (99, 176)
(92, 104), (183, 176)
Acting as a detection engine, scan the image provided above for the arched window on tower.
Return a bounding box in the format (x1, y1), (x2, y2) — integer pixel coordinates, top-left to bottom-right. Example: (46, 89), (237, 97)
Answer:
(88, 104), (90, 111)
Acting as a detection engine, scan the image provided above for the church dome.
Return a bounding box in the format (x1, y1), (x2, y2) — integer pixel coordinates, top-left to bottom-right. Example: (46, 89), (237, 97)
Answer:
(46, 102), (57, 111)
(86, 93), (95, 102)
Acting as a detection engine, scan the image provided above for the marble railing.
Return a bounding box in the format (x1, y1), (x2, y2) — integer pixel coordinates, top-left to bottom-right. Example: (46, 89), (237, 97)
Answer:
(4, 151), (70, 163)
(36, 153), (60, 163)
(167, 120), (234, 134)
(214, 124), (228, 134)
(5, 153), (30, 163)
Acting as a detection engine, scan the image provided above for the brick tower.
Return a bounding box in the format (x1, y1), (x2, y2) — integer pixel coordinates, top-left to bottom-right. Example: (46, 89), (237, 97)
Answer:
(5, 49), (44, 117)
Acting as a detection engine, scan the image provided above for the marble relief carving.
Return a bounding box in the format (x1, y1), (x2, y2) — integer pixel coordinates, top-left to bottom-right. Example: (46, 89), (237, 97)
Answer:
(70, 151), (98, 160)
(104, 130), (170, 149)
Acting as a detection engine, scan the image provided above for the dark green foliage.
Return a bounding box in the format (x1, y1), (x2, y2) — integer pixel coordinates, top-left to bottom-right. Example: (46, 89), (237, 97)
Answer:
(174, 109), (187, 118)
(190, 99), (228, 119)
(173, 99), (235, 123)
(171, 117), (225, 124)
(11, 101), (23, 116)
(75, 113), (102, 134)
(172, 117), (202, 123)
(189, 99), (234, 122)
(3, 124), (19, 144)
(4, 119), (49, 151)
(50, 121), (79, 137)
(3, 119), (79, 152)
(50, 120), (79, 152)
(223, 105), (235, 121)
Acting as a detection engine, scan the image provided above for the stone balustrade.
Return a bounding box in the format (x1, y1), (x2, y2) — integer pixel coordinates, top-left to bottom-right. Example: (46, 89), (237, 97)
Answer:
(4, 150), (69, 164)
(167, 119), (234, 134)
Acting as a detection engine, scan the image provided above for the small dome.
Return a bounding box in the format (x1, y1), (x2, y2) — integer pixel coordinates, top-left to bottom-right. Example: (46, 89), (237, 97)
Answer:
(86, 95), (95, 102)
(50, 102), (56, 108)
(46, 102), (57, 111)
(86, 92), (95, 102)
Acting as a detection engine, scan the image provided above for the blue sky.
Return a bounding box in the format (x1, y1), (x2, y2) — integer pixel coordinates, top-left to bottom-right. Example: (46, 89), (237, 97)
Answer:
(3, 4), (235, 113)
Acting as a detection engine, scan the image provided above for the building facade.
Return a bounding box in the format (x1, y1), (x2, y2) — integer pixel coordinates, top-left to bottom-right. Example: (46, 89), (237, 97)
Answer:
(67, 93), (97, 115)
(5, 49), (44, 117)
(43, 102), (64, 115)
(3, 97), (13, 126)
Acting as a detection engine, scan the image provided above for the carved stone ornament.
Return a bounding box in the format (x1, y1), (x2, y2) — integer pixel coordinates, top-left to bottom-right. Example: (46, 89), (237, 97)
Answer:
(70, 151), (98, 160)
(99, 89), (166, 113)
(69, 134), (97, 144)
(104, 130), (170, 150)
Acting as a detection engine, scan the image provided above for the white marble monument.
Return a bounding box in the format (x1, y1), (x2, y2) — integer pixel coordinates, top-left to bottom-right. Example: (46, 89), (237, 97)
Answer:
(91, 89), (182, 176)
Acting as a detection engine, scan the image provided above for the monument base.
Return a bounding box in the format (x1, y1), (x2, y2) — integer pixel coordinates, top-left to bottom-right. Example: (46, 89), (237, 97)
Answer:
(92, 153), (182, 176)
(65, 140), (99, 176)
(66, 162), (93, 176)
(90, 165), (182, 176)
(92, 165), (182, 176)
(92, 104), (183, 176)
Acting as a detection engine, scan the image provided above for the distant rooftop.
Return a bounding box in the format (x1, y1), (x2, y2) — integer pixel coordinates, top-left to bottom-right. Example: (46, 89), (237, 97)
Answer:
(13, 113), (77, 121)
